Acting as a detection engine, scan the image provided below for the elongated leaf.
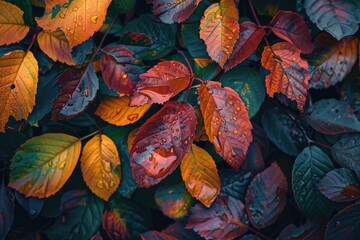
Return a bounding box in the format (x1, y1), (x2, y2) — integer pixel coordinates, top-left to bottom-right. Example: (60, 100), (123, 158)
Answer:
(0, 1), (29, 45)
(0, 186), (14, 240)
(181, 144), (220, 207)
(269, 11), (314, 54)
(220, 170), (252, 201)
(200, 0), (239, 67)
(261, 42), (310, 112)
(130, 101), (197, 187)
(305, 99), (360, 134)
(153, 0), (201, 24)
(130, 61), (191, 106)
(95, 96), (151, 126)
(292, 146), (335, 217)
(9, 133), (81, 198)
(0, 50), (38, 132)
(304, 0), (360, 40)
(199, 81), (253, 170)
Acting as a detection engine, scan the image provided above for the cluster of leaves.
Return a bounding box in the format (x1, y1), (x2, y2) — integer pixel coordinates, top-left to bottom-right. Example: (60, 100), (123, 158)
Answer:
(0, 0), (360, 239)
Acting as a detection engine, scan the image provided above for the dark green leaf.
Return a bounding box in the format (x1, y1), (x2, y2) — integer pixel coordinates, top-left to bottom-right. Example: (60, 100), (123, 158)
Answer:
(15, 191), (44, 218)
(181, 23), (209, 58)
(220, 169), (252, 202)
(115, 0), (136, 14)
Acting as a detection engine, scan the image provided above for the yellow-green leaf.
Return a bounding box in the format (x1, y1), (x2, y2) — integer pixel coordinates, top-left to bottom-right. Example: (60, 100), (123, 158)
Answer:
(80, 134), (121, 201)
(0, 50), (38, 132)
(180, 144), (221, 207)
(9, 133), (81, 198)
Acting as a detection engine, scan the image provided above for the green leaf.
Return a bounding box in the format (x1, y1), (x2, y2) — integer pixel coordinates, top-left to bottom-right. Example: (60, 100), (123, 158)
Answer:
(181, 23), (209, 58)
(114, 0), (136, 14)
(220, 169), (252, 202)
(292, 146), (335, 217)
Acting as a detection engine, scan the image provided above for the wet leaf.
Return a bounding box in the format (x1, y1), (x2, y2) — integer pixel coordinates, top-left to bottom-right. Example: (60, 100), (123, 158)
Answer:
(220, 169), (252, 201)
(153, 0), (201, 24)
(0, 185), (14, 240)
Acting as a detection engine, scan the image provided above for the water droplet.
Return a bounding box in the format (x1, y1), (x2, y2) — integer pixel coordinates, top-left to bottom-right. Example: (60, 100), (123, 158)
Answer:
(29, 209), (36, 215)
(90, 16), (98, 24)
(69, 29), (75, 35)
(127, 113), (138, 121)
(215, 117), (219, 121)
(58, 161), (66, 170)
(236, 106), (241, 111)
(299, 95), (303, 99)
(170, 147), (174, 153)
(161, 138), (167, 143)
(122, 73), (128, 79)
(72, 6), (78, 11)
(183, 139), (189, 145)
(48, 161), (54, 167)
(228, 100), (234, 105)
(233, 129), (239, 135)
(103, 161), (112, 173)
(109, 181), (115, 188)
(97, 180), (104, 189)
(34, 147), (40, 151)
(218, 131), (222, 136)
(335, 221), (341, 227)
(59, 12), (65, 18)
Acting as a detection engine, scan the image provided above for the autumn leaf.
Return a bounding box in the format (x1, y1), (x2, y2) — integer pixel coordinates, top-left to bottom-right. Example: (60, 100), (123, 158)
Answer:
(80, 134), (121, 201)
(0, 50), (38, 132)
(9, 133), (81, 198)
(95, 96), (151, 126)
(130, 60), (191, 106)
(261, 42), (310, 112)
(153, 0), (201, 24)
(36, 0), (112, 47)
(130, 101), (197, 188)
(141, 231), (177, 240)
(199, 81), (253, 170)
(200, 0), (239, 67)
(0, 1), (29, 46)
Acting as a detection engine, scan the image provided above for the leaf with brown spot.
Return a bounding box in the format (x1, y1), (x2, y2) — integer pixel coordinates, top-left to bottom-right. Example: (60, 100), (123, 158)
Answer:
(153, 0), (201, 24)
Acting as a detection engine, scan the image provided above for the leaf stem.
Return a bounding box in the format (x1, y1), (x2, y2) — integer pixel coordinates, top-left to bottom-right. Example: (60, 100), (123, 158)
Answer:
(84, 113), (102, 134)
(193, 77), (204, 84)
(79, 129), (102, 141)
(26, 32), (38, 53)
(309, 139), (333, 150)
(177, 50), (194, 77)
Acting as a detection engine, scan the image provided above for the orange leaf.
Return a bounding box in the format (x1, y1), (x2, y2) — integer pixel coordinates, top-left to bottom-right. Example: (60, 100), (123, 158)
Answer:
(80, 134), (121, 201)
(261, 42), (310, 112)
(37, 30), (76, 65)
(200, 0), (239, 67)
(153, 0), (201, 24)
(0, 1), (29, 46)
(130, 101), (197, 188)
(36, 0), (112, 47)
(199, 81), (253, 170)
(181, 144), (220, 207)
(130, 61), (191, 106)
(0, 50), (38, 132)
(95, 96), (151, 126)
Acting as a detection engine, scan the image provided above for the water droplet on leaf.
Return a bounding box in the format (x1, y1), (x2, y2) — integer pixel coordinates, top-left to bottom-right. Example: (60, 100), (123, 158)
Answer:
(90, 16), (98, 24)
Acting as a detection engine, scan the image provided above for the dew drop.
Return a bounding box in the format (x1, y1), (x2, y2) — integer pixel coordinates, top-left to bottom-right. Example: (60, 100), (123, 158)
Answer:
(122, 73), (128, 79)
(299, 95), (303, 99)
(109, 181), (115, 188)
(218, 131), (222, 136)
(69, 29), (75, 35)
(34, 147), (40, 151)
(90, 16), (98, 24)
(335, 221), (341, 227)
(59, 12), (65, 18)
(228, 100), (234, 105)
(97, 180), (104, 189)
(103, 161), (112, 173)
(236, 106), (241, 111)
(233, 129), (239, 135)
(58, 161), (66, 170)
(183, 139), (189, 146)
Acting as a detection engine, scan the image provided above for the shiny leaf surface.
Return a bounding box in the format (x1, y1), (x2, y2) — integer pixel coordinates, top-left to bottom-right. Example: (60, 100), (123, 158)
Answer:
(153, 0), (201, 24)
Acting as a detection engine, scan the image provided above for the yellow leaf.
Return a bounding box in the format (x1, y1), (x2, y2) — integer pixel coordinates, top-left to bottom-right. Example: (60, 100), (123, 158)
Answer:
(37, 30), (76, 65)
(181, 144), (221, 207)
(9, 133), (81, 198)
(80, 134), (121, 201)
(0, 1), (29, 46)
(0, 50), (38, 132)
(36, 0), (112, 47)
(95, 96), (151, 126)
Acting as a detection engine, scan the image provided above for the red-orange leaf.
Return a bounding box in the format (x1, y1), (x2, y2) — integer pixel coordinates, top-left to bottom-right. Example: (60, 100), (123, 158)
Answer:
(130, 61), (191, 106)
(153, 0), (201, 24)
(200, 0), (239, 67)
(130, 101), (197, 188)
(261, 42), (310, 112)
(199, 81), (253, 170)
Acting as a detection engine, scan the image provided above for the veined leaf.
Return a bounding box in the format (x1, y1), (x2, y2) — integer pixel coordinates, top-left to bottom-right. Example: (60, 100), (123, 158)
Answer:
(0, 50), (38, 132)
(181, 144), (221, 207)
(200, 0), (239, 67)
(141, 231), (177, 240)
(0, 186), (14, 240)
(95, 96), (151, 126)
(181, 23), (209, 58)
(0, 1), (29, 46)
(261, 42), (310, 112)
(153, 0), (201, 24)
(220, 169), (252, 201)
(9, 133), (81, 198)
(163, 222), (203, 240)
(80, 134), (121, 201)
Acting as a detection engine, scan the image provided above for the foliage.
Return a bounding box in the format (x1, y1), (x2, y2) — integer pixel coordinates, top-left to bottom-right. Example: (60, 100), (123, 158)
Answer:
(0, 0), (360, 239)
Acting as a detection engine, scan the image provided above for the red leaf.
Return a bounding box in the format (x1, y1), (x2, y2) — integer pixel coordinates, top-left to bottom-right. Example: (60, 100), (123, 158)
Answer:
(224, 22), (266, 72)
(245, 162), (288, 229)
(199, 81), (253, 170)
(130, 61), (191, 106)
(119, 32), (154, 47)
(187, 195), (249, 240)
(130, 101), (197, 187)
(100, 46), (142, 95)
(153, 0), (201, 24)
(269, 11), (315, 54)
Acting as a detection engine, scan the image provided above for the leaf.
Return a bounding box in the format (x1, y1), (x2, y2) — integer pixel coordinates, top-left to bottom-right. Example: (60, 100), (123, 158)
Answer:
(243, 142), (265, 174)
(305, 99), (360, 134)
(15, 191), (44, 218)
(0, 50), (38, 132)
(261, 42), (310, 112)
(318, 168), (360, 202)
(304, 0), (360, 40)
(269, 11), (314, 54)
(181, 23), (209, 58)
(95, 96), (151, 126)
(292, 146), (335, 217)
(324, 203), (360, 240)
(0, 1), (29, 46)
(37, 30), (76, 65)
(9, 133), (81, 198)
(52, 64), (99, 120)
(198, 81), (253, 170)
(223, 22), (266, 71)
(153, 0), (201, 24)
(80, 134), (121, 201)
(163, 222), (203, 240)
(180, 144), (221, 207)
(130, 101), (197, 187)
(220, 170), (252, 201)
(44, 189), (104, 240)
(0, 186), (14, 240)
(130, 61), (191, 106)
(309, 34), (359, 89)
(239, 235), (262, 240)
(187, 195), (249, 240)
(36, 0), (112, 47)
(114, 0), (136, 14)
(199, 0), (239, 67)
(245, 162), (288, 229)
(141, 231), (177, 240)
(278, 219), (326, 240)
(154, 184), (193, 219)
